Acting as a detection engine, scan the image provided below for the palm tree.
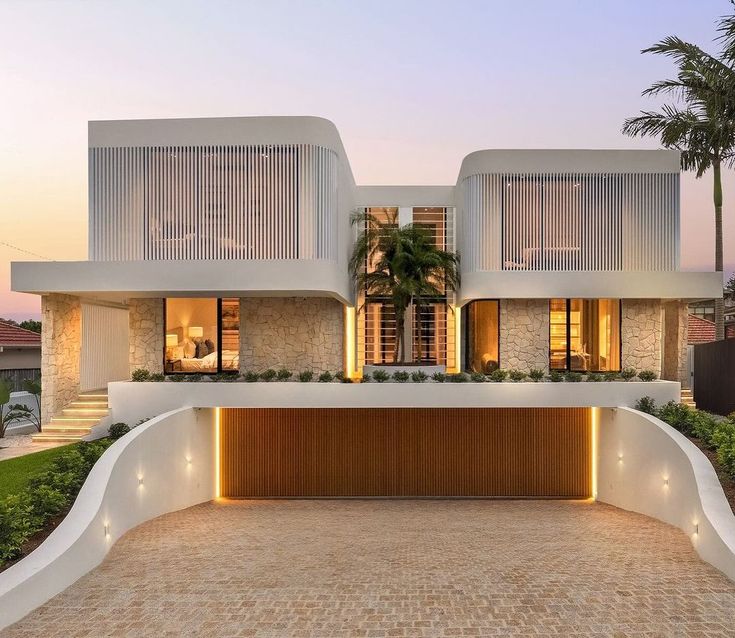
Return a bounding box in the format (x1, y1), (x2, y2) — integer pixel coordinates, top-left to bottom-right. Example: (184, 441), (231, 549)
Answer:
(623, 23), (735, 340)
(349, 210), (460, 364)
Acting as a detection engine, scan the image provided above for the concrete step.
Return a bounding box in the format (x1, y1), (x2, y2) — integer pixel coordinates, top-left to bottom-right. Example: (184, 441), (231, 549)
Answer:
(68, 400), (108, 408)
(32, 432), (89, 443)
(61, 408), (109, 417)
(42, 422), (95, 432)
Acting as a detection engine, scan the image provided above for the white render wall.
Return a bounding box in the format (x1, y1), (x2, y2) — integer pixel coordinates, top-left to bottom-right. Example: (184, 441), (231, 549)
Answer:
(598, 408), (735, 582)
(0, 407), (216, 631)
(107, 381), (680, 427)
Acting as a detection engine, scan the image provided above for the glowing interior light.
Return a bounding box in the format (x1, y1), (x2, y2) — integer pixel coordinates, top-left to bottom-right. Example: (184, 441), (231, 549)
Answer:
(617, 453), (623, 463)
(186, 456), (192, 466)
(104, 522), (111, 539)
(693, 521), (699, 536)
(663, 477), (669, 488)
(138, 475), (144, 487)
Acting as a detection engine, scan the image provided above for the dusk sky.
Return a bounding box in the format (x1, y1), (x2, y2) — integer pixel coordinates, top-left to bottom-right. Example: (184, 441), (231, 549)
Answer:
(1, 0), (734, 320)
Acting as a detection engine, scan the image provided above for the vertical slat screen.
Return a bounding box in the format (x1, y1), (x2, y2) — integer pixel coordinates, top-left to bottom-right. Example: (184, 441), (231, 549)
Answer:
(220, 407), (592, 498)
(460, 172), (678, 273)
(80, 303), (129, 391)
(89, 144), (338, 261)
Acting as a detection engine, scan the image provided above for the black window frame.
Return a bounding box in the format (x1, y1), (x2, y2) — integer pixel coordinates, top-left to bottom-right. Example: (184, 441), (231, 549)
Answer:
(462, 299), (501, 373)
(162, 298), (238, 376)
(548, 299), (622, 373)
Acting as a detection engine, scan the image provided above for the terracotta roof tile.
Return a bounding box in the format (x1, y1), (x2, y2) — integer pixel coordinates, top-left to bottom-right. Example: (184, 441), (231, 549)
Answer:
(0, 320), (41, 346)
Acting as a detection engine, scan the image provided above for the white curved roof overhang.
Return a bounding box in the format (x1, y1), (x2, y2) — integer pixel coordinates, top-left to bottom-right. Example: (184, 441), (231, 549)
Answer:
(11, 260), (352, 305)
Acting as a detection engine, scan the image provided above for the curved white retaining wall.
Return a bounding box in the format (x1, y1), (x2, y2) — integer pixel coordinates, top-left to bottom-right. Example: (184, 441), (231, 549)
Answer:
(108, 380), (680, 428)
(597, 407), (735, 581)
(0, 407), (216, 631)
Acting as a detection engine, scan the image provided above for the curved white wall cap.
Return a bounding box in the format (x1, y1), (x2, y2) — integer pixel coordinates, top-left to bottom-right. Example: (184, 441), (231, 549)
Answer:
(458, 270), (723, 302)
(0, 407), (216, 631)
(91, 115), (340, 149)
(457, 149), (680, 182)
(597, 408), (735, 582)
(11, 259), (353, 305)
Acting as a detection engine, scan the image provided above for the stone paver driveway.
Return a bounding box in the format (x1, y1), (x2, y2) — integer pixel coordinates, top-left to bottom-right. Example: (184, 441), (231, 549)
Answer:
(4, 499), (735, 637)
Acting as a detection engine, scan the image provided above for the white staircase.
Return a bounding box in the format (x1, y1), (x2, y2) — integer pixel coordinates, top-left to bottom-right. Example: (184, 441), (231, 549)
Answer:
(32, 390), (109, 443)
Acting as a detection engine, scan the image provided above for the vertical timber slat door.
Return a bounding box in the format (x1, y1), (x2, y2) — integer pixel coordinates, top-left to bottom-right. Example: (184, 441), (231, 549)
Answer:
(219, 408), (592, 498)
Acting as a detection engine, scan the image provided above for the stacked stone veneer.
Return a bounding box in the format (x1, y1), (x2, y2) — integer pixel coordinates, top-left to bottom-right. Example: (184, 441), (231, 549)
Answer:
(499, 299), (549, 371)
(621, 299), (662, 377)
(662, 300), (689, 385)
(41, 294), (81, 420)
(129, 298), (164, 375)
(240, 297), (343, 373)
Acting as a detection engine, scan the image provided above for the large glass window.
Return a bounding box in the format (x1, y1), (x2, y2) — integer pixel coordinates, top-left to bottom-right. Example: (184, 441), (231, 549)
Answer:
(463, 300), (500, 373)
(549, 299), (620, 372)
(164, 298), (239, 374)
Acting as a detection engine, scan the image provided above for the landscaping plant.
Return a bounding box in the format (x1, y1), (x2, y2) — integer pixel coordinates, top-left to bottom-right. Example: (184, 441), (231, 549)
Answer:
(0, 440), (113, 565)
(638, 370), (657, 382)
(243, 371), (260, 382)
(448, 372), (469, 383)
(470, 372), (486, 383)
(508, 370), (527, 382)
(489, 369), (508, 383)
(411, 370), (428, 383)
(318, 371), (333, 383)
(131, 368), (150, 382)
(260, 369), (277, 382)
(564, 371), (583, 382)
(431, 372), (446, 383)
(586, 373), (603, 382)
(108, 422), (131, 439)
(298, 370), (314, 382)
(392, 371), (409, 383)
(276, 368), (292, 381)
(373, 370), (390, 383)
(620, 368), (637, 381)
(548, 370), (564, 382)
(528, 369), (545, 382)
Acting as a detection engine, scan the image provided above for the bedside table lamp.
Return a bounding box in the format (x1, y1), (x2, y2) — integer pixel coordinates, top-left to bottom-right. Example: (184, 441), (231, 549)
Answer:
(189, 326), (203, 339)
(165, 334), (178, 360)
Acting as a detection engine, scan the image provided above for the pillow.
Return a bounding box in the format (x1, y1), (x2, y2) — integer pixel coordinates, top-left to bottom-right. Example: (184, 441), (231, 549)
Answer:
(183, 339), (196, 359)
(195, 340), (208, 359)
(205, 339), (215, 355)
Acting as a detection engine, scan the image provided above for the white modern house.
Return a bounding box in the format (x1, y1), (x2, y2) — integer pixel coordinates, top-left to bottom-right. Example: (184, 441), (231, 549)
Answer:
(10, 116), (722, 498)
(5, 117), (735, 629)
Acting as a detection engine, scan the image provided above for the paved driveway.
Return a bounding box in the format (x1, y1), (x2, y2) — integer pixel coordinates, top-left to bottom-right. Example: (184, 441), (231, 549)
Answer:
(4, 500), (735, 637)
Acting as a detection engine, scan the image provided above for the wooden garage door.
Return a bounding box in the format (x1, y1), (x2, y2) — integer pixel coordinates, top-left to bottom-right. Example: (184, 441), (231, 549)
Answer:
(220, 408), (592, 498)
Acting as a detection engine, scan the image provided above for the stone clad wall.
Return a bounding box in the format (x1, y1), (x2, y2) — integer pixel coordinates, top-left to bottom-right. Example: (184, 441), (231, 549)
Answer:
(41, 294), (81, 420)
(129, 298), (164, 375)
(499, 299), (549, 371)
(621, 299), (662, 377)
(240, 297), (343, 373)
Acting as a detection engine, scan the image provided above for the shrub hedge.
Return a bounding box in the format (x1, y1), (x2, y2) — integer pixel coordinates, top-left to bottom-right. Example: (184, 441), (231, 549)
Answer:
(634, 396), (735, 480)
(0, 440), (113, 565)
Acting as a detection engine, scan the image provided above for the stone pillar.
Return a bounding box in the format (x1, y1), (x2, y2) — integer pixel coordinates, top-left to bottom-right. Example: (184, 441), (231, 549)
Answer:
(239, 297), (344, 374)
(662, 300), (689, 385)
(128, 298), (164, 375)
(41, 294), (81, 420)
(499, 299), (549, 371)
(621, 299), (662, 377)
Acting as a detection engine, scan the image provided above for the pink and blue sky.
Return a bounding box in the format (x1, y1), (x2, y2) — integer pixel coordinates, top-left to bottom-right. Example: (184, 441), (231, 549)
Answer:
(1, 0), (733, 320)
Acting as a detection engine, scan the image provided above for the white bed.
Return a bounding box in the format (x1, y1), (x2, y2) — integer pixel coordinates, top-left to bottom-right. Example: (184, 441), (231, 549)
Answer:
(179, 350), (239, 372)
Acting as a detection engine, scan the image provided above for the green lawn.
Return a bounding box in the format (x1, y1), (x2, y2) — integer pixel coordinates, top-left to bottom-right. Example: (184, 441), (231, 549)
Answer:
(0, 444), (76, 500)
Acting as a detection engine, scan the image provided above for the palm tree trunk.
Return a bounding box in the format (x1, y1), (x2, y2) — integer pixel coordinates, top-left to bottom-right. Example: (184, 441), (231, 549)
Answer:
(714, 161), (725, 340)
(415, 298), (423, 363)
(394, 306), (404, 363)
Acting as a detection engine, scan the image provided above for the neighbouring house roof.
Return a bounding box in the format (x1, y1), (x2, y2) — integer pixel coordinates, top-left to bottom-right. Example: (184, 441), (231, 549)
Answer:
(0, 321), (41, 348)
(688, 314), (735, 345)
